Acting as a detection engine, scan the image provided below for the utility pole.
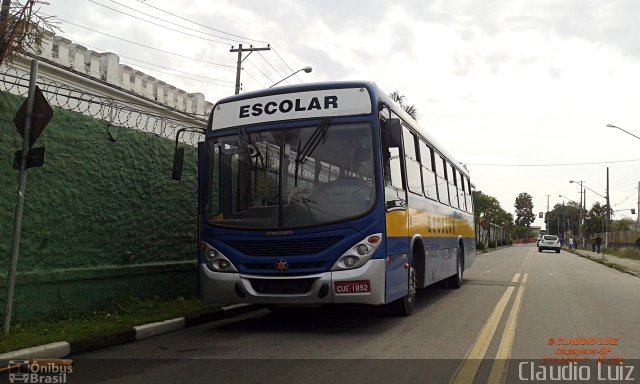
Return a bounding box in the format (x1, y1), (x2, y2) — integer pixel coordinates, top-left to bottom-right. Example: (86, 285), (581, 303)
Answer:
(605, 167), (610, 249)
(578, 183), (583, 249)
(637, 181), (640, 233)
(546, 194), (550, 234)
(230, 44), (271, 95)
(584, 189), (587, 249)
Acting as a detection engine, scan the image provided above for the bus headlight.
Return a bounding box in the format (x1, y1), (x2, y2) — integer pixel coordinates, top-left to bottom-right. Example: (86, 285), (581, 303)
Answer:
(200, 242), (237, 273)
(343, 255), (359, 268)
(331, 233), (382, 271)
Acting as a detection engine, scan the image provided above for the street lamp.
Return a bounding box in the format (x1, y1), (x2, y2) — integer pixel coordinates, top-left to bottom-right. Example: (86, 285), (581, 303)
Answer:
(559, 194), (577, 204)
(569, 180), (585, 248)
(580, 184), (606, 200)
(606, 124), (640, 141)
(558, 195), (573, 236)
(269, 66), (313, 88)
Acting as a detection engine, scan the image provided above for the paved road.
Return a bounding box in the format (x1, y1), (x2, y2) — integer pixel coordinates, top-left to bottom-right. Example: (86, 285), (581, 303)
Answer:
(63, 244), (640, 384)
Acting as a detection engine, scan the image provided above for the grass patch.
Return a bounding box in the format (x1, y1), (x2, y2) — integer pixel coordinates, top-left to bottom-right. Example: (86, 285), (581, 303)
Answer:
(604, 247), (640, 261)
(0, 297), (221, 353)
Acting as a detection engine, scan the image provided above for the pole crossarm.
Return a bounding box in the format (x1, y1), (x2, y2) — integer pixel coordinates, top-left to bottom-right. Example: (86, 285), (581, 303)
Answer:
(230, 44), (271, 95)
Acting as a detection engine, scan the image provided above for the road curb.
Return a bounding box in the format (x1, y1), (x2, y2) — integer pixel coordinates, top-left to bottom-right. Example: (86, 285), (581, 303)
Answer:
(0, 341), (70, 360)
(134, 317), (185, 340)
(1, 304), (261, 360)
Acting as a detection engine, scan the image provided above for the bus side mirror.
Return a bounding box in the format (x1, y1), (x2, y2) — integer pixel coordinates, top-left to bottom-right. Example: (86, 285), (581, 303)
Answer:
(387, 118), (402, 147)
(172, 147), (184, 180)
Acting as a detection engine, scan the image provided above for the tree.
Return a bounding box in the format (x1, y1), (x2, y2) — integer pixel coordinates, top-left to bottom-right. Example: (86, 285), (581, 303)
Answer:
(610, 218), (633, 232)
(389, 90), (418, 120)
(514, 192), (535, 227)
(583, 202), (609, 235)
(545, 202), (580, 236)
(493, 210), (514, 245)
(472, 190), (510, 246)
(513, 225), (535, 239)
(0, 0), (58, 66)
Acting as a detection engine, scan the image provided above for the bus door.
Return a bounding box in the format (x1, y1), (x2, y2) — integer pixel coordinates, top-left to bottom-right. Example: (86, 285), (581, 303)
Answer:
(381, 118), (410, 303)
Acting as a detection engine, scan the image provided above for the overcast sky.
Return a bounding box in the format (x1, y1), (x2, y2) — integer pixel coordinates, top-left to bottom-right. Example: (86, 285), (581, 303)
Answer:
(43, 0), (640, 229)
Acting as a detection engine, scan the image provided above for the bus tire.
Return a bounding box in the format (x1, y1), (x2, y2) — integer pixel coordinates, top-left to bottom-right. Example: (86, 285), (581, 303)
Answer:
(446, 245), (463, 289)
(389, 255), (417, 316)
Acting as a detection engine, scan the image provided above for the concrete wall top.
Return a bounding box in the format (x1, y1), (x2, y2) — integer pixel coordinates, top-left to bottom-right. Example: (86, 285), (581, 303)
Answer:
(28, 30), (218, 118)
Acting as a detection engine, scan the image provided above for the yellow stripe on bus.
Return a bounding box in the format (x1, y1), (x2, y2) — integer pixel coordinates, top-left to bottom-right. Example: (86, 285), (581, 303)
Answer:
(386, 209), (474, 239)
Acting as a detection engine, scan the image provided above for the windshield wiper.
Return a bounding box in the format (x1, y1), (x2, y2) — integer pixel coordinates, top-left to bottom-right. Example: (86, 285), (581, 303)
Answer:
(295, 118), (330, 165)
(293, 118), (330, 185)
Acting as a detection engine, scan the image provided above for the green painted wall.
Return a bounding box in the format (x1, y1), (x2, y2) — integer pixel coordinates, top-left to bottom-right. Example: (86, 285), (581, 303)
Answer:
(0, 91), (200, 321)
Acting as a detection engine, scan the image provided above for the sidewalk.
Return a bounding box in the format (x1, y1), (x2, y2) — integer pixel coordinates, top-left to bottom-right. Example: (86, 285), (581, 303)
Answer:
(568, 248), (640, 278)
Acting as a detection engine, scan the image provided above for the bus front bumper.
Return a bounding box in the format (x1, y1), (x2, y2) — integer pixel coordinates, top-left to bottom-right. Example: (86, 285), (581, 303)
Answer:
(198, 259), (387, 306)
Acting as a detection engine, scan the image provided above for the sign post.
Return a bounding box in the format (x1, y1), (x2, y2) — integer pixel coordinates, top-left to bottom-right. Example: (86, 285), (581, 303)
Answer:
(3, 59), (52, 334)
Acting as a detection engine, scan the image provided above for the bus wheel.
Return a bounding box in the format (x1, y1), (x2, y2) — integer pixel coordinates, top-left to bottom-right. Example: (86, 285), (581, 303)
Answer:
(389, 256), (417, 316)
(446, 246), (463, 289)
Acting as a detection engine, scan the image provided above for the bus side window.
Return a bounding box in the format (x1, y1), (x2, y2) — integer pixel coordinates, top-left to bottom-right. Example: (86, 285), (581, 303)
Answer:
(403, 126), (422, 195)
(467, 179), (474, 213)
(435, 155), (449, 205)
(381, 119), (404, 190)
(456, 169), (466, 211)
(418, 139), (437, 200)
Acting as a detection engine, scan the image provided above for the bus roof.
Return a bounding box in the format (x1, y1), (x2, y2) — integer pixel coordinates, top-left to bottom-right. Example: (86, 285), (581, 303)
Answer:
(210, 80), (470, 178)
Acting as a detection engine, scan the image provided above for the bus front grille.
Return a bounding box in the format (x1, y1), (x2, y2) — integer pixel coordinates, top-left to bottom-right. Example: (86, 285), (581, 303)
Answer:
(249, 278), (316, 294)
(244, 262), (325, 271)
(227, 237), (343, 256)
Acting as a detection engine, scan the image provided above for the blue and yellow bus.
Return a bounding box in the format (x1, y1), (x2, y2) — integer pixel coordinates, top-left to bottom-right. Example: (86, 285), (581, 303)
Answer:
(173, 81), (475, 315)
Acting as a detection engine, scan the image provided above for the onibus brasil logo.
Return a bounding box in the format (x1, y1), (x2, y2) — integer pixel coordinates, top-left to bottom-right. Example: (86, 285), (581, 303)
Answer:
(6, 360), (73, 384)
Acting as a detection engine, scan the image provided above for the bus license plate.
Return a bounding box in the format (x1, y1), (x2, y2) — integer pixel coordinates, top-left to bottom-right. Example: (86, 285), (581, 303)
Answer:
(334, 280), (370, 294)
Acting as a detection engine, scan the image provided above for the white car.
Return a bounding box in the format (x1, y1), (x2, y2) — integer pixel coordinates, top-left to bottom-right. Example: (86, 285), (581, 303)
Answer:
(538, 235), (561, 253)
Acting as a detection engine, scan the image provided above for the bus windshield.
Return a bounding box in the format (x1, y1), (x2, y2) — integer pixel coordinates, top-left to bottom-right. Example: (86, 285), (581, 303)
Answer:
(206, 122), (376, 229)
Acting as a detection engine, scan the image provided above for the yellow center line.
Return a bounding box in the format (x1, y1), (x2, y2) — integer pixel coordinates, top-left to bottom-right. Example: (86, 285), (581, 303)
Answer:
(449, 284), (516, 384)
(449, 249), (533, 384)
(487, 273), (529, 384)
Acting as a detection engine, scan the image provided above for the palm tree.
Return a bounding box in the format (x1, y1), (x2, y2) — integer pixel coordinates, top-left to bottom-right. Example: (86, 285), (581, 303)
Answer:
(389, 90), (418, 120)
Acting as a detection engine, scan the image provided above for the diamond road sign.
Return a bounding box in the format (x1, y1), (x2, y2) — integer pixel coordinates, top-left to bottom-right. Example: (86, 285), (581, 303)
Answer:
(14, 85), (53, 148)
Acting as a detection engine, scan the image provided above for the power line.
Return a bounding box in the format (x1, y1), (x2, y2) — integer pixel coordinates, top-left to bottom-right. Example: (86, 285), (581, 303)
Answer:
(468, 158), (640, 167)
(241, 69), (266, 88)
(78, 42), (234, 85)
(246, 58), (276, 84)
(271, 47), (297, 77)
(53, 18), (235, 69)
(89, 0), (235, 46)
(135, 0), (268, 45)
(257, 51), (286, 82)
(130, 0), (299, 79)
(120, 61), (234, 88)
(612, 165), (640, 185)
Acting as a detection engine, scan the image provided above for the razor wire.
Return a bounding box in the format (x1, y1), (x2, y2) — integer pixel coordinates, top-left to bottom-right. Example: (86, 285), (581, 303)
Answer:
(0, 66), (205, 146)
